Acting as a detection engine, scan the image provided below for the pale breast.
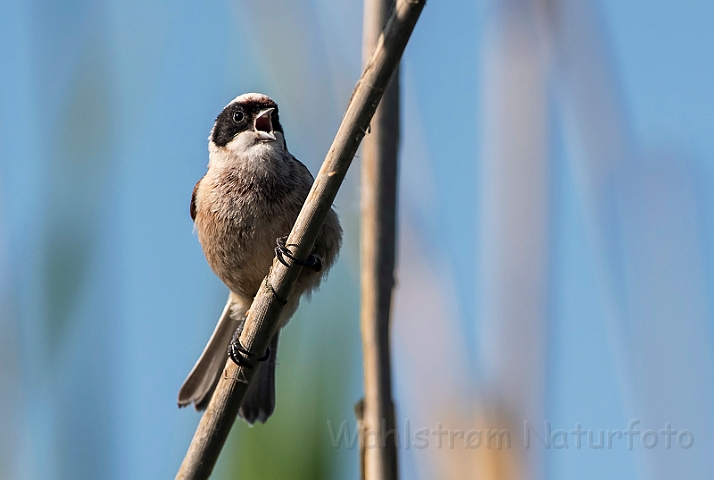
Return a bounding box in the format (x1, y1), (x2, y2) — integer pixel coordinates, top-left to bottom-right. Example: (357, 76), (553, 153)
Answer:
(193, 164), (307, 298)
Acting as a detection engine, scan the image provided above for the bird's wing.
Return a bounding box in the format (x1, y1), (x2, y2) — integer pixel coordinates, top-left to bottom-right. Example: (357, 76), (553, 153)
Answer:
(190, 177), (202, 221)
(290, 154), (315, 183)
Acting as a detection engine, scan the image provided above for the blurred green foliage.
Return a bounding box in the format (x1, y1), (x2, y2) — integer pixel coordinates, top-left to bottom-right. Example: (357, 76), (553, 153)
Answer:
(43, 32), (113, 352)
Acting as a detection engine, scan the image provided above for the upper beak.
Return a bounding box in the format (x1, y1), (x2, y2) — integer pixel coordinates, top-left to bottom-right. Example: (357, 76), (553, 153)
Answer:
(254, 108), (276, 141)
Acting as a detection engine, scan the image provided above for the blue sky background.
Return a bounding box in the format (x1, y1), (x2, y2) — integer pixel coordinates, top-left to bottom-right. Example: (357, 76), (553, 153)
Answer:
(1, 0), (713, 479)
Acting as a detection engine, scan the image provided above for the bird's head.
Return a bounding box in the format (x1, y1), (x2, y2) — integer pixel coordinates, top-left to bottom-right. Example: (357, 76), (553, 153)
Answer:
(209, 93), (285, 157)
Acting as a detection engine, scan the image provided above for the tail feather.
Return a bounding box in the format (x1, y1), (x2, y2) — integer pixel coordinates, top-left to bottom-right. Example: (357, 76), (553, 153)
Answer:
(239, 332), (280, 424)
(178, 296), (245, 409)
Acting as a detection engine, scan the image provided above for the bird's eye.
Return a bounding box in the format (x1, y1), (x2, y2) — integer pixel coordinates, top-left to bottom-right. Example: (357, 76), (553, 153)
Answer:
(232, 111), (244, 123)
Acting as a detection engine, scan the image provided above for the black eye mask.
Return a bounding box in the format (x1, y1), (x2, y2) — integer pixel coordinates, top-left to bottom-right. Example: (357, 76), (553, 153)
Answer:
(211, 101), (283, 147)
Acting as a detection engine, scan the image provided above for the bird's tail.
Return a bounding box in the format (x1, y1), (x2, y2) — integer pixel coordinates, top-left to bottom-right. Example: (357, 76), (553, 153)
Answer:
(177, 295), (246, 410)
(239, 331), (280, 424)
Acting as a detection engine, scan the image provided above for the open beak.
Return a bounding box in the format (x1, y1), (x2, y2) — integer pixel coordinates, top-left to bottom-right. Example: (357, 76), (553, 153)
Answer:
(254, 108), (276, 141)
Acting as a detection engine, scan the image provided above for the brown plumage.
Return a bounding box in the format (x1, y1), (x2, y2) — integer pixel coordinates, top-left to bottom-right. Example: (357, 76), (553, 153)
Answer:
(178, 93), (341, 423)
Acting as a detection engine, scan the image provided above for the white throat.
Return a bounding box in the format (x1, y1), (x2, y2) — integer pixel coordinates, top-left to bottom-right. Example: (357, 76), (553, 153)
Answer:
(207, 130), (287, 172)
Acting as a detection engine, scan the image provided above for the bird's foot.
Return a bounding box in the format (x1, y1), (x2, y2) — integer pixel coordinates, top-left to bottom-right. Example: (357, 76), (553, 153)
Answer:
(275, 235), (322, 272)
(228, 329), (270, 369)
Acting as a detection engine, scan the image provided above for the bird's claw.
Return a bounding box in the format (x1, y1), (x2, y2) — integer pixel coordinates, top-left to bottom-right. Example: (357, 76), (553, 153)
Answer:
(275, 235), (322, 272)
(228, 331), (270, 369)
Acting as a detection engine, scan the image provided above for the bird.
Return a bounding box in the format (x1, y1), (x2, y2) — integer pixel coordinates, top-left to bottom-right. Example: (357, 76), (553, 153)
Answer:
(178, 93), (342, 424)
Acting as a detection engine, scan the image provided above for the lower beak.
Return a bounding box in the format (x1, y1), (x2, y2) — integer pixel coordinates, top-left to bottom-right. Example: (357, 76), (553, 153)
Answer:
(255, 108), (276, 141)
